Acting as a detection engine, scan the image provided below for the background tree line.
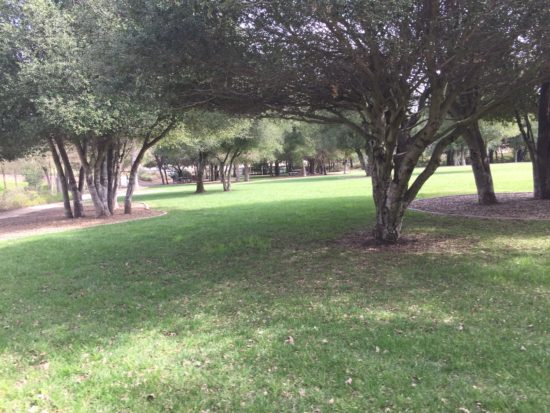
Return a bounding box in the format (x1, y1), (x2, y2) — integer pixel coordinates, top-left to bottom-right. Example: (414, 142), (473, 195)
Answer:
(1, 0), (548, 242)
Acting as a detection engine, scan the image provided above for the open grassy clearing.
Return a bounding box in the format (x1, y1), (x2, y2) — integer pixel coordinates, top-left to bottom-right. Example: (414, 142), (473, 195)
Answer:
(0, 163), (548, 412)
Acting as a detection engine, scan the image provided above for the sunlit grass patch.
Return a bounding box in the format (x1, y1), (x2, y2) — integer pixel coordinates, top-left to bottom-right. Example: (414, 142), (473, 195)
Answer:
(0, 163), (548, 412)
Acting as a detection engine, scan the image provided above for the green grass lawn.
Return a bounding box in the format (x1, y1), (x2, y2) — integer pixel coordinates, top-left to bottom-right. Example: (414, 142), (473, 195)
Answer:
(0, 162), (548, 412)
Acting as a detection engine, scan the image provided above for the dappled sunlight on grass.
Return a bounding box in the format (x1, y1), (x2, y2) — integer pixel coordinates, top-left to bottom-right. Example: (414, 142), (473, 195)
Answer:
(0, 164), (549, 411)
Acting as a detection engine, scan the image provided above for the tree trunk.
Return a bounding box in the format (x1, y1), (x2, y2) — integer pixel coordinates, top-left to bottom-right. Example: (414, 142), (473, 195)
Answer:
(235, 163), (241, 182)
(308, 158), (315, 175)
(274, 160), (280, 176)
(446, 149), (455, 166)
(220, 164), (232, 191)
(55, 137), (84, 218)
(244, 164), (250, 182)
(515, 111), (540, 197)
(355, 148), (370, 176)
(196, 151), (207, 193)
(123, 121), (176, 213)
(368, 122), (463, 244)
(463, 122), (498, 205)
(48, 138), (73, 219)
(536, 82), (550, 199)
(42, 167), (52, 190)
(155, 155), (166, 185)
(78, 166), (85, 197)
(107, 141), (124, 215)
(124, 152), (142, 214)
(75, 140), (111, 218)
(370, 149), (406, 244)
(1, 164), (6, 190)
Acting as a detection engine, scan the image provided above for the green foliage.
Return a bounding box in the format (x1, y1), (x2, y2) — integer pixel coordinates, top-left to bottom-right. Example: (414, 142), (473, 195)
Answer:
(20, 163), (44, 189)
(0, 187), (59, 210)
(479, 121), (519, 149)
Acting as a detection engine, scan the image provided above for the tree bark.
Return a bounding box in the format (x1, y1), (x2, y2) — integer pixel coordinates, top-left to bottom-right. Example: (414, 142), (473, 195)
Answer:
(235, 163), (241, 182)
(48, 138), (73, 219)
(155, 155), (166, 185)
(124, 152), (141, 214)
(244, 164), (250, 181)
(1, 164), (7, 190)
(78, 166), (85, 196)
(196, 151), (207, 193)
(446, 149), (454, 166)
(55, 137), (84, 217)
(75, 140), (111, 217)
(42, 166), (52, 190)
(369, 125), (462, 244)
(355, 148), (370, 176)
(462, 121), (498, 205)
(536, 82), (550, 199)
(124, 120), (175, 213)
(370, 147), (404, 243)
(107, 140), (125, 215)
(515, 110), (540, 197)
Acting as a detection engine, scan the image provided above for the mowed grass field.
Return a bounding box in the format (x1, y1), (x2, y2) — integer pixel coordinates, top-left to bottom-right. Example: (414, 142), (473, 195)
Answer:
(0, 163), (548, 412)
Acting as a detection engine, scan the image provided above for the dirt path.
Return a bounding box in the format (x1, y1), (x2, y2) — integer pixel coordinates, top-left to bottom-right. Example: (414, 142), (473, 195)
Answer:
(0, 202), (63, 221)
(0, 203), (164, 241)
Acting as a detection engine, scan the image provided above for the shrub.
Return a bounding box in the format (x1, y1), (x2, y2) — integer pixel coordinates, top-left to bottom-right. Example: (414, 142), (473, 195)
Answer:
(138, 170), (157, 182)
(0, 188), (60, 211)
(20, 163), (45, 189)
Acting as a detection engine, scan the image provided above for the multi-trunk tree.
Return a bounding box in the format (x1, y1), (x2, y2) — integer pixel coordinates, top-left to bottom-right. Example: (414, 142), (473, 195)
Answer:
(226, 0), (549, 242)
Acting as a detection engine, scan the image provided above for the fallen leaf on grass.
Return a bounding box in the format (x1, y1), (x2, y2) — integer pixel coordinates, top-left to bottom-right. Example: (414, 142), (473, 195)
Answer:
(285, 336), (295, 345)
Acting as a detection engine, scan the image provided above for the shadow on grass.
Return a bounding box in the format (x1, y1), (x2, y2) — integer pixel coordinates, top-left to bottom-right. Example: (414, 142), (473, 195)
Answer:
(0, 189), (549, 410)
(1, 195), (549, 327)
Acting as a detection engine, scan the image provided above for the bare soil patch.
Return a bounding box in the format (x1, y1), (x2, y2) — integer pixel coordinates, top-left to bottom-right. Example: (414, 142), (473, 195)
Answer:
(0, 203), (164, 241)
(334, 230), (477, 254)
(410, 192), (550, 220)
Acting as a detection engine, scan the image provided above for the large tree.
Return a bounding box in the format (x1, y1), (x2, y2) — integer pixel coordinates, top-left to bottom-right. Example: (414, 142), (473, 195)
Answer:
(225, 0), (549, 242)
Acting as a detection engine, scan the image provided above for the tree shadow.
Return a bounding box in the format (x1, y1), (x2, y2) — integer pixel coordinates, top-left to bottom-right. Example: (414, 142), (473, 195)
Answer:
(0, 192), (548, 411)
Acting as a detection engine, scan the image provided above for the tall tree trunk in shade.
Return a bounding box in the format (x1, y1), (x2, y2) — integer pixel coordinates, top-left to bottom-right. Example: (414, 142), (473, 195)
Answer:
(55, 137), (84, 217)
(462, 121), (498, 205)
(536, 82), (550, 199)
(48, 137), (73, 219)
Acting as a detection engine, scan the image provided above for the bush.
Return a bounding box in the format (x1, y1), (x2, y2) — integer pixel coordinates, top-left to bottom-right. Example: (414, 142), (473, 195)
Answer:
(0, 188), (60, 211)
(138, 170), (157, 182)
(20, 163), (45, 189)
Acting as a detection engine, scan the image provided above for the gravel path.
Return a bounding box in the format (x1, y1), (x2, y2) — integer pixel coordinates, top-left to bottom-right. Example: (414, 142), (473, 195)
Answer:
(410, 192), (550, 220)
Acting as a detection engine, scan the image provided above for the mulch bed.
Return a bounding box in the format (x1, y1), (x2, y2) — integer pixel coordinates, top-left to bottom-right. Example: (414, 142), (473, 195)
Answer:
(0, 203), (164, 241)
(410, 192), (550, 220)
